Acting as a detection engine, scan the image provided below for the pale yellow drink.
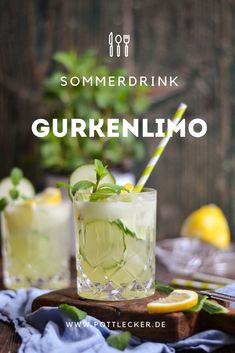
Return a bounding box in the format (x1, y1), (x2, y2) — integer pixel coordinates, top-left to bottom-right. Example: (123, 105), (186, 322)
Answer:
(1, 198), (70, 289)
(73, 188), (156, 300)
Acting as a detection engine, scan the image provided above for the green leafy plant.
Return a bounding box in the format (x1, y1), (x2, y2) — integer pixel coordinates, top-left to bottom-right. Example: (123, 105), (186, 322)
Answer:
(40, 50), (151, 174)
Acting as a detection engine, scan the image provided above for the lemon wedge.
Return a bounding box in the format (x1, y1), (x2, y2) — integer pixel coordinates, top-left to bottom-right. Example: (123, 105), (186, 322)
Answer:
(36, 187), (62, 205)
(147, 289), (198, 314)
(180, 204), (230, 249)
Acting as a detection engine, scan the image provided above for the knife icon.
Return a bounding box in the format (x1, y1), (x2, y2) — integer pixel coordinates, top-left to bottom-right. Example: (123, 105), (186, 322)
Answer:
(109, 32), (113, 57)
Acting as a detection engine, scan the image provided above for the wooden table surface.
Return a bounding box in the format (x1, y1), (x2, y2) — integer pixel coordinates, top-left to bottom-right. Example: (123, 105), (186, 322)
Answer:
(0, 259), (235, 353)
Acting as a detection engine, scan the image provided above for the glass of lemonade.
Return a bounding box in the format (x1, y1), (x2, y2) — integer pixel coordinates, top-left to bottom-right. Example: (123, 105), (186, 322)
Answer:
(1, 182), (70, 289)
(72, 162), (156, 301)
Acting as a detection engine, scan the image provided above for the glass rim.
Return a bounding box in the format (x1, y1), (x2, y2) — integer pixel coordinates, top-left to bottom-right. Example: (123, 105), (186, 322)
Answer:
(135, 187), (156, 194)
(2, 199), (70, 211)
(73, 187), (157, 203)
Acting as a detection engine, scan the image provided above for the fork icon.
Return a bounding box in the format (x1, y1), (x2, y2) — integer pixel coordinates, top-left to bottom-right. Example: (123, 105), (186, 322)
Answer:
(123, 34), (130, 57)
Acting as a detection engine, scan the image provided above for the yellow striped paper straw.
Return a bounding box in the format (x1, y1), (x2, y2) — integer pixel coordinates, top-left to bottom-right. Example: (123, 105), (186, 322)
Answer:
(134, 103), (187, 192)
(172, 278), (223, 290)
(193, 272), (234, 285)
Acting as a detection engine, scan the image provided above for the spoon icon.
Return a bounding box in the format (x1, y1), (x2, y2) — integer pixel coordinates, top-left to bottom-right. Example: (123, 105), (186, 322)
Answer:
(115, 34), (122, 57)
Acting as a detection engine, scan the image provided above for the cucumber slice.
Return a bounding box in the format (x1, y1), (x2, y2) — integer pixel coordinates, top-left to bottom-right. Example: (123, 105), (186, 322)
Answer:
(79, 220), (125, 270)
(70, 163), (115, 196)
(0, 177), (35, 201)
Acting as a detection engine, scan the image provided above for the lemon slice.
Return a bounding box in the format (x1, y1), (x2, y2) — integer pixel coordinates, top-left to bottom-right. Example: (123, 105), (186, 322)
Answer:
(36, 187), (62, 205)
(147, 289), (198, 314)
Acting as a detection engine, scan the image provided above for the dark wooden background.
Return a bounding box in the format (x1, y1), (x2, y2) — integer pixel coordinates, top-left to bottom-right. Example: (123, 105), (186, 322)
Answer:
(0, 0), (234, 238)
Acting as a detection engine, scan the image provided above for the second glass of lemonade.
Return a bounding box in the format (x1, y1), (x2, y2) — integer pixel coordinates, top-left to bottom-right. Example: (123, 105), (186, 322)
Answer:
(1, 190), (70, 289)
(73, 188), (156, 300)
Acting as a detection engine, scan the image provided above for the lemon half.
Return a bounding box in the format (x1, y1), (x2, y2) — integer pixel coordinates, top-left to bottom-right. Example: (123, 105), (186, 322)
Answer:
(180, 204), (230, 249)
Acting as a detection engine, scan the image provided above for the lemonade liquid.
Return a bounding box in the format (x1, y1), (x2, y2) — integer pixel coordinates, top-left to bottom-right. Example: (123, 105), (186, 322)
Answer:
(1, 200), (70, 289)
(74, 188), (156, 300)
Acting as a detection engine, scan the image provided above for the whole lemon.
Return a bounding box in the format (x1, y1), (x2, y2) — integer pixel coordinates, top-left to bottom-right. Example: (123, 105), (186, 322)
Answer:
(180, 204), (230, 249)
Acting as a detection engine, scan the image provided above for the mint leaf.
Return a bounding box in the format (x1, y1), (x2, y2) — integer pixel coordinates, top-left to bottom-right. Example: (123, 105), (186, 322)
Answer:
(90, 184), (125, 201)
(94, 159), (109, 183)
(107, 332), (131, 351)
(56, 181), (73, 200)
(111, 219), (137, 238)
(59, 304), (87, 320)
(184, 295), (208, 313)
(72, 181), (95, 196)
(99, 172), (109, 182)
(155, 281), (174, 294)
(203, 299), (228, 314)
(98, 183), (125, 193)
(56, 181), (70, 188)
(9, 188), (19, 200)
(0, 198), (8, 211)
(94, 159), (106, 177)
(90, 189), (114, 201)
(10, 168), (23, 186)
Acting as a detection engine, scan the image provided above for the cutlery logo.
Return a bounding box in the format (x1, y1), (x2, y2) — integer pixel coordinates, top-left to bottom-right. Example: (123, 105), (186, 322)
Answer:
(108, 32), (130, 57)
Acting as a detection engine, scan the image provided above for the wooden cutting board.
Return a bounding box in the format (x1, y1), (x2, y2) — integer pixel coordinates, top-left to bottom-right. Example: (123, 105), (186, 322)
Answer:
(32, 287), (235, 342)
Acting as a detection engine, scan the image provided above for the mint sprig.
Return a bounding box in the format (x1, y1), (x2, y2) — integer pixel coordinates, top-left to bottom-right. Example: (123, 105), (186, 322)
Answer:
(9, 167), (23, 201)
(107, 332), (131, 351)
(58, 160), (129, 201)
(0, 167), (25, 212)
(90, 160), (127, 200)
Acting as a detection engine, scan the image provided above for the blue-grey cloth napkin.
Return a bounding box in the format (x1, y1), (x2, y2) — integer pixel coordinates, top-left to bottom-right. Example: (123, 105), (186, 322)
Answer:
(1, 285), (235, 353)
